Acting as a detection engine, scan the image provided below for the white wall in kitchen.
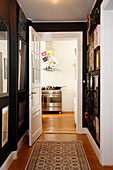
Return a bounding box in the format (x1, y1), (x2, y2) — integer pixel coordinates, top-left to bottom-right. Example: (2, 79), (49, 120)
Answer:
(41, 40), (77, 112)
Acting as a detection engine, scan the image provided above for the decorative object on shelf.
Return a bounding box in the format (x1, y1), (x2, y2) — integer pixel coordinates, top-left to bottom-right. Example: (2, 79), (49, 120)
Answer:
(85, 112), (89, 122)
(89, 34), (94, 71)
(95, 50), (100, 70)
(86, 73), (89, 90)
(87, 14), (91, 32)
(91, 8), (99, 28)
(2, 106), (9, 147)
(93, 116), (96, 130)
(18, 6), (27, 41)
(94, 25), (100, 49)
(96, 117), (100, 144)
(93, 75), (99, 116)
(87, 31), (89, 46)
(90, 75), (93, 89)
(87, 50), (89, 69)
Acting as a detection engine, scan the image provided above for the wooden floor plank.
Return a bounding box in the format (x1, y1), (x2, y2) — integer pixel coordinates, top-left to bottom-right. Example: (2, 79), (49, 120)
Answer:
(8, 112), (113, 170)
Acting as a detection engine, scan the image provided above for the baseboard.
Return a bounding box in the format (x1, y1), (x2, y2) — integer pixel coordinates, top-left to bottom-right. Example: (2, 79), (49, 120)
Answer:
(17, 130), (28, 152)
(82, 128), (87, 134)
(0, 152), (13, 170)
(0, 130), (28, 170)
(86, 128), (100, 161)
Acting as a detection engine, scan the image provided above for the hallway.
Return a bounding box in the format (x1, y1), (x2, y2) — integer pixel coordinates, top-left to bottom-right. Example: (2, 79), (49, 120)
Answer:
(8, 113), (113, 170)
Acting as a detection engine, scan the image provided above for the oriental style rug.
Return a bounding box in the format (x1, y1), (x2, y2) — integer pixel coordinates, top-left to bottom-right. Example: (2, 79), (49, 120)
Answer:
(26, 141), (90, 170)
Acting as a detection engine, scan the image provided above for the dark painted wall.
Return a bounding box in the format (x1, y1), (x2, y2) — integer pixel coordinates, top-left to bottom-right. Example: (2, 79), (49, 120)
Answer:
(0, 0), (28, 167)
(0, 0), (17, 166)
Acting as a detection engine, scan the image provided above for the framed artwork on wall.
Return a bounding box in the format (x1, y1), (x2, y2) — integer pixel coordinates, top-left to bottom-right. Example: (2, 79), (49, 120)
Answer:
(18, 7), (27, 41)
(18, 37), (27, 91)
(4, 58), (7, 79)
(0, 18), (9, 96)
(95, 50), (100, 70)
(2, 106), (9, 147)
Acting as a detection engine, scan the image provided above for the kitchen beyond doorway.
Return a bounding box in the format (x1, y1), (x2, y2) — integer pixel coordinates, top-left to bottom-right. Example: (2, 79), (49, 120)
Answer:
(38, 32), (83, 134)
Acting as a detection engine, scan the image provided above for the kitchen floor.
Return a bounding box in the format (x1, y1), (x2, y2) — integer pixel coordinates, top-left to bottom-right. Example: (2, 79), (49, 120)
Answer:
(8, 112), (113, 170)
(42, 112), (76, 134)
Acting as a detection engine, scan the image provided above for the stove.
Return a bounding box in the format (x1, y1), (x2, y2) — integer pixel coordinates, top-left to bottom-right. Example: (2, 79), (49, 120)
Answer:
(42, 90), (62, 113)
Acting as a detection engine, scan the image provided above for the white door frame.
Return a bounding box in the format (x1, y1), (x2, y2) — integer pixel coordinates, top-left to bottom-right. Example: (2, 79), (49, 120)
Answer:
(100, 0), (113, 165)
(76, 32), (83, 134)
(39, 32), (83, 134)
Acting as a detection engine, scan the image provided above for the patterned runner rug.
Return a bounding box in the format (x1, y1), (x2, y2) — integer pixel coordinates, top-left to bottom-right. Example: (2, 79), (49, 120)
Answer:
(26, 141), (90, 170)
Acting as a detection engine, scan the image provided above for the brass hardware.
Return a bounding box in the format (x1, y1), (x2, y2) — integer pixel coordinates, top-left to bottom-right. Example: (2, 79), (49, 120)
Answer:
(31, 91), (37, 95)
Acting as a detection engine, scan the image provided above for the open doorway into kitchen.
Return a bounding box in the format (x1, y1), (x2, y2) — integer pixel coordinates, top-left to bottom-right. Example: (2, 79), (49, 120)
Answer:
(38, 32), (83, 134)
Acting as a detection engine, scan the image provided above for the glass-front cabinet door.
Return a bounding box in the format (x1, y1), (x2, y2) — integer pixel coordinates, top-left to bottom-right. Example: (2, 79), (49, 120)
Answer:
(0, 20), (9, 97)
(0, 19), (10, 151)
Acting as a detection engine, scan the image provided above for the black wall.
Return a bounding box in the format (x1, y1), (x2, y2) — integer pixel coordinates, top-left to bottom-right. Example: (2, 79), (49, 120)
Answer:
(30, 22), (87, 127)
(0, 0), (28, 167)
(0, 0), (17, 166)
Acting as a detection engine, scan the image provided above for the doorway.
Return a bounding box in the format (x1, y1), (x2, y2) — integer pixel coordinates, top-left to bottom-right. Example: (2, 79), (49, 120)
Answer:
(38, 32), (83, 134)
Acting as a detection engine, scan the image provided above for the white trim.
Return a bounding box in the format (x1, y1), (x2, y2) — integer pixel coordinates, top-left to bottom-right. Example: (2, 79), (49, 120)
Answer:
(17, 130), (28, 151)
(90, 0), (97, 13)
(0, 153), (13, 170)
(12, 151), (17, 160)
(32, 20), (87, 23)
(100, 0), (113, 165)
(76, 32), (83, 134)
(86, 129), (100, 161)
(82, 128), (87, 134)
(0, 131), (28, 170)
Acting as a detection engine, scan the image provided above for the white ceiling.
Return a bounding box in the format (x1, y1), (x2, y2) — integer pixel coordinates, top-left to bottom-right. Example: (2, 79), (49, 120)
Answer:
(105, 0), (113, 10)
(18, 0), (96, 22)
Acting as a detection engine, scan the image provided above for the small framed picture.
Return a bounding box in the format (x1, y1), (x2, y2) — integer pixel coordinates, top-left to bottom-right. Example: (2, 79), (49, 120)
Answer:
(96, 50), (100, 70)
(4, 58), (7, 79)
(93, 75), (99, 116)
(90, 75), (93, 89)
(86, 73), (90, 90)
(2, 106), (9, 147)
(87, 49), (89, 70)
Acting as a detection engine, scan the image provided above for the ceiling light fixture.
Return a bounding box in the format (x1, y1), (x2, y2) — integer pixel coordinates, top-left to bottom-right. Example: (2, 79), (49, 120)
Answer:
(51, 0), (65, 5)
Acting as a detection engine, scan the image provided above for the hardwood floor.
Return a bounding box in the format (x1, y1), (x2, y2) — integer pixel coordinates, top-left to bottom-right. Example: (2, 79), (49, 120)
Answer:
(42, 112), (76, 134)
(8, 112), (113, 170)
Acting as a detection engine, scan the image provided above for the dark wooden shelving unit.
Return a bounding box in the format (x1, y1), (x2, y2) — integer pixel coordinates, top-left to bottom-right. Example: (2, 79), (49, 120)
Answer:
(85, 2), (101, 148)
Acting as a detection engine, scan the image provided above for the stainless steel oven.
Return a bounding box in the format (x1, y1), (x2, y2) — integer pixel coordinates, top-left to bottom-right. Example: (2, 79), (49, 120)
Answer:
(42, 90), (62, 113)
